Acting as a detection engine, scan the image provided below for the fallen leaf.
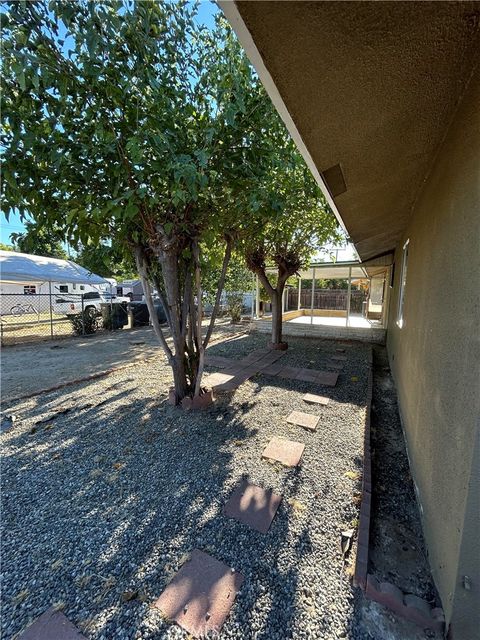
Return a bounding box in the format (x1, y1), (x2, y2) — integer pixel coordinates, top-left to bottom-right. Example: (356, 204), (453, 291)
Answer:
(344, 471), (361, 480)
(121, 590), (138, 602)
(341, 529), (354, 557)
(351, 376), (358, 382)
(287, 498), (306, 512)
(13, 589), (29, 605)
(112, 462), (125, 471)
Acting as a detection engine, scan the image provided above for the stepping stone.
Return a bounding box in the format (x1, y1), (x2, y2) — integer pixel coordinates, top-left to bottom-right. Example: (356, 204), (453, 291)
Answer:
(224, 479), (282, 533)
(154, 549), (244, 637)
(327, 361), (344, 370)
(262, 436), (305, 467)
(286, 410), (319, 431)
(295, 368), (318, 382)
(205, 372), (235, 388)
(303, 393), (330, 406)
(331, 355), (347, 361)
(260, 362), (285, 376)
(18, 608), (86, 640)
(315, 371), (339, 387)
(277, 366), (300, 380)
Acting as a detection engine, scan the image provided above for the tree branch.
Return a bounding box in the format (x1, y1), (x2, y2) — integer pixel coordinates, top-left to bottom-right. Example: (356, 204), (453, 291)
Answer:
(203, 235), (233, 349)
(134, 245), (173, 362)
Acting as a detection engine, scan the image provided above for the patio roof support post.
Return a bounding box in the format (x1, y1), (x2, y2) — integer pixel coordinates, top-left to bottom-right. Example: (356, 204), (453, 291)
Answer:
(255, 274), (260, 319)
(297, 277), (301, 310)
(282, 287), (286, 314)
(310, 267), (316, 325)
(346, 265), (352, 327)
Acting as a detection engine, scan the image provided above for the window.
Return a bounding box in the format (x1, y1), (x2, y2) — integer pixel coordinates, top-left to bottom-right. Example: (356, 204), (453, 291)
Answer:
(23, 285), (36, 295)
(80, 285), (85, 291)
(83, 291), (100, 300)
(59, 285), (68, 293)
(397, 239), (409, 328)
(72, 283), (77, 290)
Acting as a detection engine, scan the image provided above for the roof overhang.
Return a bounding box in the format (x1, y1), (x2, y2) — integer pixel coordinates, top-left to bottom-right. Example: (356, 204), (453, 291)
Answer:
(219, 1), (480, 260)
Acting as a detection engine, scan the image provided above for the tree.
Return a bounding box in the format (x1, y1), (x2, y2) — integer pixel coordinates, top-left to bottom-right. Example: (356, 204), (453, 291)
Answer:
(0, 243), (14, 251)
(10, 220), (68, 259)
(75, 242), (136, 280)
(1, 1), (275, 402)
(224, 256), (252, 322)
(242, 127), (341, 346)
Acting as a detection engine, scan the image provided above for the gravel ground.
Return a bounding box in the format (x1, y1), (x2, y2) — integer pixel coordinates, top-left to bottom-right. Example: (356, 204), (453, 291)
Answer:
(1, 318), (246, 402)
(1, 333), (371, 640)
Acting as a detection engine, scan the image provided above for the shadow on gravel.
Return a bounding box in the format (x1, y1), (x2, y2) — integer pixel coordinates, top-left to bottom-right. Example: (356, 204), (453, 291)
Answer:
(1, 333), (370, 639)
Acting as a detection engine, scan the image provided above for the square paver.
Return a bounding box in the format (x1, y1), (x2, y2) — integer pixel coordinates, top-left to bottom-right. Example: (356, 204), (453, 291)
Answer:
(295, 368), (319, 382)
(303, 393), (330, 406)
(327, 361), (344, 370)
(224, 480), (282, 533)
(315, 371), (339, 387)
(154, 550), (244, 637)
(19, 609), (86, 640)
(260, 362), (285, 376)
(205, 372), (235, 387)
(262, 436), (305, 467)
(277, 366), (300, 380)
(286, 410), (319, 431)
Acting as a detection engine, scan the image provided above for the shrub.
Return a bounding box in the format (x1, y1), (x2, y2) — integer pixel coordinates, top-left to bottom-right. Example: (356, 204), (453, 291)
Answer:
(68, 311), (98, 335)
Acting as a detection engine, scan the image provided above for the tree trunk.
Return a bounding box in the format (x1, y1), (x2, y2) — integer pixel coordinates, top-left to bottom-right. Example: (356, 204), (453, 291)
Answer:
(271, 289), (283, 345)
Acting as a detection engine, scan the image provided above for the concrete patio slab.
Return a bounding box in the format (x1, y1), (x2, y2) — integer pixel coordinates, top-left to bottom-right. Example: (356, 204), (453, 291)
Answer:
(262, 436), (305, 467)
(224, 480), (282, 533)
(18, 609), (86, 640)
(286, 410), (320, 431)
(303, 393), (330, 405)
(154, 549), (244, 637)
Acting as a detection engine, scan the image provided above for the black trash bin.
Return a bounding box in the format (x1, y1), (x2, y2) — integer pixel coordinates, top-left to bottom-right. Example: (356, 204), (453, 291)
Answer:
(128, 301), (167, 327)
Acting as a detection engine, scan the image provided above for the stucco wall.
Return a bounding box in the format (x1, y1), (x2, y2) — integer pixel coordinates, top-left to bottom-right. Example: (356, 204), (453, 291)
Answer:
(387, 65), (480, 638)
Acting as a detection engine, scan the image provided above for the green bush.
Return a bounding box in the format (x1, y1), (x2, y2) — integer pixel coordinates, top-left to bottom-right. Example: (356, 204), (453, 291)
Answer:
(68, 311), (98, 335)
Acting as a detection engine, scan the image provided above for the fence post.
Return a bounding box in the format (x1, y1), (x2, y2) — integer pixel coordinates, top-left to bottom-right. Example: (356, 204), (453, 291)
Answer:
(48, 281), (54, 339)
(81, 293), (85, 335)
(297, 278), (301, 311)
(255, 275), (260, 319)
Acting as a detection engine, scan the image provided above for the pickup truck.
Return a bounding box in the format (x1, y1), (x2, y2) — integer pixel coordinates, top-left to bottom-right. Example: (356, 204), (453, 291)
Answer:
(54, 291), (130, 316)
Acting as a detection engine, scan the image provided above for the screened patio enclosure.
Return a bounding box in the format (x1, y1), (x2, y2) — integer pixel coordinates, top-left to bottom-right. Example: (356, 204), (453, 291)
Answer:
(252, 260), (391, 343)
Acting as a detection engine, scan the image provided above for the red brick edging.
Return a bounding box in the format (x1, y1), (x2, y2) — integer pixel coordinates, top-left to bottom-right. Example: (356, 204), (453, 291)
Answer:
(354, 348), (445, 634)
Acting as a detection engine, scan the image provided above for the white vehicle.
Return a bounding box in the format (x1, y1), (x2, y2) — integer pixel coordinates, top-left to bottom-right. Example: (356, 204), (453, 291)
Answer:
(54, 290), (130, 316)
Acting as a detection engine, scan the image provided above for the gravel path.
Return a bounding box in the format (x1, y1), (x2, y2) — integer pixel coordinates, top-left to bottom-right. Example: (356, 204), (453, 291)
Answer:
(1, 334), (371, 640)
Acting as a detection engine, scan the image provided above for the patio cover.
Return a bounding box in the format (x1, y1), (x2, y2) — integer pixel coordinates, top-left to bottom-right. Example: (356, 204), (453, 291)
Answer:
(0, 250), (108, 285)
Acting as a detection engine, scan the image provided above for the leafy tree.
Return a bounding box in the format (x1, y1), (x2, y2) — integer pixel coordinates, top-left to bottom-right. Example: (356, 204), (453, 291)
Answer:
(242, 129), (341, 345)
(1, 1), (275, 402)
(10, 220), (68, 259)
(75, 242), (136, 280)
(224, 256), (252, 322)
(0, 243), (15, 251)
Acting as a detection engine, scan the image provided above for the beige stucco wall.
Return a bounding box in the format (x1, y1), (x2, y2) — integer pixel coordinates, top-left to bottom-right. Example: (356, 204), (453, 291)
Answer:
(387, 65), (480, 638)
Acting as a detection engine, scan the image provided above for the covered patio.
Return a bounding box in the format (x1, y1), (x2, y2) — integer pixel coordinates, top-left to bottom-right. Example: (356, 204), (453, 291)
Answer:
(252, 259), (391, 343)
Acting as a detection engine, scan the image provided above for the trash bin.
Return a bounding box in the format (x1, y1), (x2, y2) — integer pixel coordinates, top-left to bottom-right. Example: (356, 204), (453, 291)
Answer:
(101, 302), (129, 330)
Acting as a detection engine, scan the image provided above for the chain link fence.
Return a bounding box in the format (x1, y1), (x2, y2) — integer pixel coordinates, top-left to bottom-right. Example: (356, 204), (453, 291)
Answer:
(0, 292), (131, 346)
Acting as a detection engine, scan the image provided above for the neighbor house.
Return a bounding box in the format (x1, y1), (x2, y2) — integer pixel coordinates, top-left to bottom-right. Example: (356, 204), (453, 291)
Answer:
(220, 2), (480, 638)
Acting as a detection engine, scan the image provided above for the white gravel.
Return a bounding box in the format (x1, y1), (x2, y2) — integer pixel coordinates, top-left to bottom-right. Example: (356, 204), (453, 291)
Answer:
(1, 333), (371, 640)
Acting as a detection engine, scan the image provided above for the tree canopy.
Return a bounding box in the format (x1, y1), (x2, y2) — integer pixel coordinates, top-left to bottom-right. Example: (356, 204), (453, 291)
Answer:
(1, 0), (340, 397)
(10, 220), (68, 259)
